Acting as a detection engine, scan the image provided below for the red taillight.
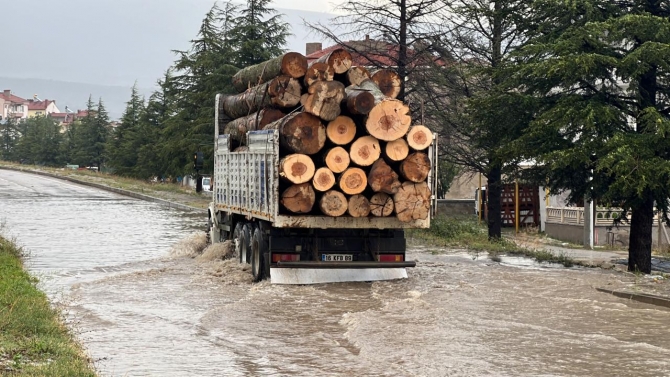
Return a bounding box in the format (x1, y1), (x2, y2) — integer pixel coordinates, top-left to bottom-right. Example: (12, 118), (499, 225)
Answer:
(378, 254), (404, 262)
(272, 254), (300, 262)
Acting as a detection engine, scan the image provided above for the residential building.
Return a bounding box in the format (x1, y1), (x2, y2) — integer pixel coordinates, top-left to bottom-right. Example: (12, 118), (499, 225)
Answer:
(0, 89), (29, 121)
(27, 95), (60, 117)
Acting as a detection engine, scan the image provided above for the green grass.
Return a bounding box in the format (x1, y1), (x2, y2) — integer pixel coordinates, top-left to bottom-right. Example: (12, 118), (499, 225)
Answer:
(408, 216), (576, 267)
(0, 237), (96, 376)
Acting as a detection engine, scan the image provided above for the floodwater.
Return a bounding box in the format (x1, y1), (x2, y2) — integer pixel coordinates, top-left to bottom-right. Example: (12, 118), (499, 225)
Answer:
(1, 169), (670, 377)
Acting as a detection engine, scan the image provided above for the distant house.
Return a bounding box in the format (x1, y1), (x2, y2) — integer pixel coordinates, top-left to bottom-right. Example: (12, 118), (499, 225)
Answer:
(0, 89), (29, 121)
(27, 96), (60, 118)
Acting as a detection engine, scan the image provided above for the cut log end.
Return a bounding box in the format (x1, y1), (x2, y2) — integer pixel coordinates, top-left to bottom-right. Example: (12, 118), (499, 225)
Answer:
(325, 147), (351, 173)
(385, 138), (409, 161)
(368, 159), (401, 194)
(279, 154), (316, 184)
(319, 190), (348, 217)
(281, 183), (316, 214)
(338, 167), (368, 195)
(370, 192), (394, 217)
(343, 88), (375, 115)
(349, 136), (381, 167)
(282, 52), (309, 79)
(267, 112), (326, 155)
(366, 99), (411, 141)
(400, 152), (431, 183)
(371, 69), (402, 99)
(312, 167), (336, 192)
(407, 125), (433, 151)
(268, 76), (302, 107)
(304, 81), (346, 122)
(304, 62), (334, 87)
(318, 48), (353, 74)
(348, 194), (371, 217)
(345, 66), (371, 86)
(393, 181), (431, 222)
(326, 116), (356, 145)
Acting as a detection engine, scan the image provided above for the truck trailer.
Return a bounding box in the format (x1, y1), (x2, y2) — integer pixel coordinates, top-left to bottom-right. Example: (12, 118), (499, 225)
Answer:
(208, 93), (438, 284)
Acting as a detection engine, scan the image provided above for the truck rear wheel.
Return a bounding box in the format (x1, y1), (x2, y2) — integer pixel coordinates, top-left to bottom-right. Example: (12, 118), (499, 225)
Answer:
(251, 227), (268, 282)
(233, 223), (245, 263)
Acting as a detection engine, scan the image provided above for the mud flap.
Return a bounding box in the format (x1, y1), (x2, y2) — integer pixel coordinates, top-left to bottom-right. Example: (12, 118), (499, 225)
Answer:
(270, 268), (409, 285)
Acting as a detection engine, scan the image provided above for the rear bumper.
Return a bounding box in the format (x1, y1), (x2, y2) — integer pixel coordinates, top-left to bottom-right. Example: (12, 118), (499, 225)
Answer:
(270, 267), (410, 284)
(275, 261), (416, 269)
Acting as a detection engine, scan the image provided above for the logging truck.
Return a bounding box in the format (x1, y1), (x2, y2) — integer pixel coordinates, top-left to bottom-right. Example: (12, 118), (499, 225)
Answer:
(207, 50), (438, 284)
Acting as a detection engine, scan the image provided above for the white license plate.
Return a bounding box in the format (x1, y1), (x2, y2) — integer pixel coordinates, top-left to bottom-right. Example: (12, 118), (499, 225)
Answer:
(322, 254), (353, 262)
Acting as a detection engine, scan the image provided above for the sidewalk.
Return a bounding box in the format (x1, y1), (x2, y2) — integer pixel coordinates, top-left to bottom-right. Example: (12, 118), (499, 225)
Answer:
(512, 232), (670, 308)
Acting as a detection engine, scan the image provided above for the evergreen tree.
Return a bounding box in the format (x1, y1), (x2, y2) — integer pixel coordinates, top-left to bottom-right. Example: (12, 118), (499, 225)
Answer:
(510, 0), (670, 273)
(231, 0), (289, 67)
(15, 116), (63, 166)
(0, 116), (18, 161)
(161, 3), (240, 177)
(72, 97), (109, 170)
(107, 83), (145, 175)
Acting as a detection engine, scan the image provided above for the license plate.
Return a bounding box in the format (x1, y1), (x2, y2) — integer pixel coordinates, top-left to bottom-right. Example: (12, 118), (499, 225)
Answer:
(322, 254), (352, 262)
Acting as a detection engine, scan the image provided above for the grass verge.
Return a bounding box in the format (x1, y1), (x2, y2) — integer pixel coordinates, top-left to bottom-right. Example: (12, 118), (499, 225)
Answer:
(0, 237), (96, 376)
(407, 216), (576, 267)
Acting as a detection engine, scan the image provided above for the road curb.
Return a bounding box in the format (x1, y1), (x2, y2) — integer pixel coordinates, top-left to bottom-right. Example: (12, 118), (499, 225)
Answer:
(0, 166), (208, 214)
(596, 288), (670, 309)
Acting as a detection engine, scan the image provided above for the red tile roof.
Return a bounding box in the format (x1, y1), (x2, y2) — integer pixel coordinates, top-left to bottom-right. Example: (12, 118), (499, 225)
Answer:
(0, 91), (28, 104)
(27, 99), (56, 111)
(306, 39), (446, 68)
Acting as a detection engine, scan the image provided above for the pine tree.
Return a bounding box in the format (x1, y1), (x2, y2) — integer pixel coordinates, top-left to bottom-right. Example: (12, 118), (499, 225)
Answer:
(72, 96), (109, 170)
(511, 0), (670, 273)
(107, 83), (145, 176)
(0, 116), (18, 161)
(230, 0), (289, 67)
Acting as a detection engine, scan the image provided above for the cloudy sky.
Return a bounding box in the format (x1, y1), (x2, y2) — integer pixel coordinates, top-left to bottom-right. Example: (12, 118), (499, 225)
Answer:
(1, 0), (338, 87)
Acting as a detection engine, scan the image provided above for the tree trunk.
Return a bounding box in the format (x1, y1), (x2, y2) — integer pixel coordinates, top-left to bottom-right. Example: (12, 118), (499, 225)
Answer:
(487, 165), (502, 240)
(345, 66), (371, 86)
(365, 99), (411, 141)
(370, 69), (402, 99)
(232, 52), (308, 92)
(385, 138), (409, 161)
(368, 159), (401, 194)
(319, 190), (348, 216)
(338, 167), (367, 195)
(343, 86), (375, 115)
(628, 194), (654, 273)
(303, 81), (346, 121)
(326, 116), (356, 145)
(279, 154), (315, 184)
(281, 183), (315, 213)
(223, 108), (284, 144)
(406, 125), (433, 151)
(324, 146), (350, 173)
(315, 48), (353, 74)
(264, 112), (326, 155)
(400, 152), (431, 182)
(304, 62), (334, 86)
(370, 192), (394, 217)
(349, 136), (381, 166)
(222, 76), (301, 119)
(312, 167), (336, 192)
(394, 181), (431, 222)
(348, 194), (371, 217)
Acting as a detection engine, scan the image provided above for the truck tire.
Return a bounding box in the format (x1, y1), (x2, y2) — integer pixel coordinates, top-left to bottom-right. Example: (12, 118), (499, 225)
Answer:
(242, 223), (253, 265)
(233, 223), (245, 263)
(251, 227), (268, 282)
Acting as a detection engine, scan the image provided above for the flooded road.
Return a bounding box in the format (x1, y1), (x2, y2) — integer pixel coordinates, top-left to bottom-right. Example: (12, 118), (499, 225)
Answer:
(2, 169), (670, 376)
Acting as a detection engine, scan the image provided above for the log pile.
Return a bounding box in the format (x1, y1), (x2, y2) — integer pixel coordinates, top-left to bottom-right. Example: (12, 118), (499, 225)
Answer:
(220, 49), (434, 222)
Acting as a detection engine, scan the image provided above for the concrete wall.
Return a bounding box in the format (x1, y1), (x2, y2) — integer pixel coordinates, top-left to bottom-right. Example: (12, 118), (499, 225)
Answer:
(436, 199), (476, 216)
(445, 172), (484, 200)
(546, 222), (670, 248)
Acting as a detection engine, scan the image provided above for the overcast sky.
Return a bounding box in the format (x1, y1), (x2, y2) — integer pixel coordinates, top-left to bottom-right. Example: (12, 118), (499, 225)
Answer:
(1, 0), (338, 88)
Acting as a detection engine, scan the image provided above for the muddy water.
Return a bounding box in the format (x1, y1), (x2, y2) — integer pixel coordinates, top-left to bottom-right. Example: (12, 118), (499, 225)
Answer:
(2, 169), (670, 376)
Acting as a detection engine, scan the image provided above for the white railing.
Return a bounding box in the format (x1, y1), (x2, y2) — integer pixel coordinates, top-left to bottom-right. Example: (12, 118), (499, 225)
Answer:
(546, 207), (661, 226)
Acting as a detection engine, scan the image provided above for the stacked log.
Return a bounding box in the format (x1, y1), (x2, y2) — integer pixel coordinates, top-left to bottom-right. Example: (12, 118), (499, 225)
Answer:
(220, 50), (434, 222)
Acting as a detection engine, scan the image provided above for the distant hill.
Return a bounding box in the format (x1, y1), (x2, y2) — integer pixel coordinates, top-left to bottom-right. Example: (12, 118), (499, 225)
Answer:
(0, 0), (335, 119)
